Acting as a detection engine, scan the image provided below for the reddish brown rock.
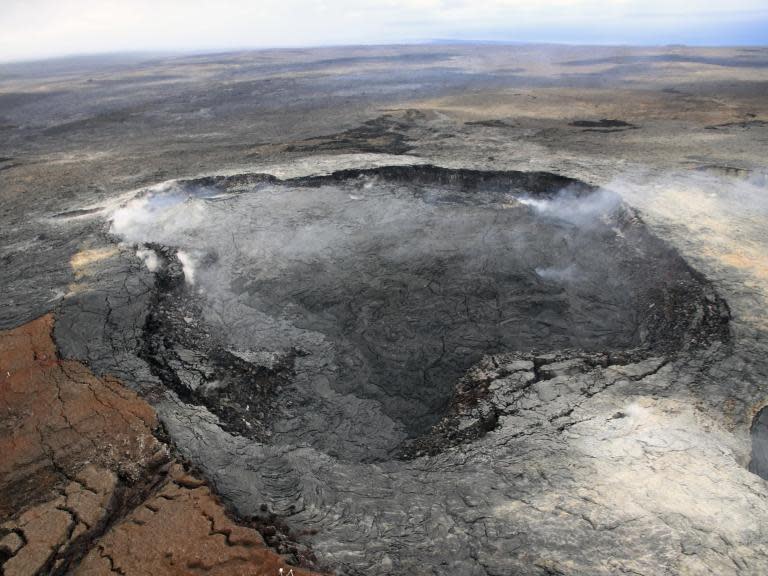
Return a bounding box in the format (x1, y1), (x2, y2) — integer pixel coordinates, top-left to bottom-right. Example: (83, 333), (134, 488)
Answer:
(0, 314), (166, 519)
(75, 464), (314, 576)
(0, 316), (318, 576)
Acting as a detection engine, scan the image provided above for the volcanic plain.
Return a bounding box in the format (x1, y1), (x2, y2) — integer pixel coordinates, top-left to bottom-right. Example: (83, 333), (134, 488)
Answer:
(2, 44), (768, 575)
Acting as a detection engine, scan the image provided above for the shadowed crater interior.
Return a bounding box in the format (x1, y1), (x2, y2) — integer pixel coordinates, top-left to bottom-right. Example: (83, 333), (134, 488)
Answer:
(750, 406), (768, 480)
(111, 166), (729, 460)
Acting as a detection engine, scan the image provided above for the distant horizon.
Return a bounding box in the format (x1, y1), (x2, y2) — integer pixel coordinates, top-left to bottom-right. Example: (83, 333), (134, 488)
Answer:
(2, 39), (767, 67)
(1, 0), (767, 64)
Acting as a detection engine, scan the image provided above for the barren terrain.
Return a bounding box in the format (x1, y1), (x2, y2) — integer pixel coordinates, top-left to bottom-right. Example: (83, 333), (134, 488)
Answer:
(2, 44), (768, 575)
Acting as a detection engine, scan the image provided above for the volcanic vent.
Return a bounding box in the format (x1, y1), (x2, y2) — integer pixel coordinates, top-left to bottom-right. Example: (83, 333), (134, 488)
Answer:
(111, 166), (729, 462)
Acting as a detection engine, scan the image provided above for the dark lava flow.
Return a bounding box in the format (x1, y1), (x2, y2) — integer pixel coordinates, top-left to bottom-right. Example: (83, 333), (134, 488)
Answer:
(750, 406), (768, 480)
(110, 166), (729, 461)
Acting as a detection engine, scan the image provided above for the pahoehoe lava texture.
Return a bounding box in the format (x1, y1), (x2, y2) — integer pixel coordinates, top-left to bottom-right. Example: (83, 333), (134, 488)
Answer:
(5, 45), (766, 575)
(114, 166), (729, 462)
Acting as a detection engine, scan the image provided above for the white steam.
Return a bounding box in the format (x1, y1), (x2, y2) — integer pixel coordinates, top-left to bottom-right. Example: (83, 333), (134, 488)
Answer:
(109, 181), (207, 245)
(176, 250), (197, 285)
(601, 167), (768, 325)
(136, 247), (160, 272)
(535, 264), (579, 283)
(108, 181), (216, 285)
(516, 187), (622, 227)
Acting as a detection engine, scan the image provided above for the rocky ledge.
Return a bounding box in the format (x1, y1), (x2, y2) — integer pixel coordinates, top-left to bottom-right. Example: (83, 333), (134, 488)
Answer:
(0, 315), (320, 576)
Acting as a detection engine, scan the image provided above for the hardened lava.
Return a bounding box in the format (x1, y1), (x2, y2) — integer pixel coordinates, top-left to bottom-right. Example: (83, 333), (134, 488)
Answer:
(101, 166), (729, 462)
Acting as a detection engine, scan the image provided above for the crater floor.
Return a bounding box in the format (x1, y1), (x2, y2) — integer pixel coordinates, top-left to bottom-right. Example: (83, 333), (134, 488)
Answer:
(102, 167), (728, 463)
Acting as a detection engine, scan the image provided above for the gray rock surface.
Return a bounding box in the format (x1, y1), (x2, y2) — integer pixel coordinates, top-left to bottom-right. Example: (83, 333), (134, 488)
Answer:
(47, 167), (762, 575)
(2, 45), (768, 575)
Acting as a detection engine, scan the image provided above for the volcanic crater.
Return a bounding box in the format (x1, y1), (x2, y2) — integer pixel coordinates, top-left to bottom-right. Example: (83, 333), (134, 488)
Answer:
(111, 166), (729, 463)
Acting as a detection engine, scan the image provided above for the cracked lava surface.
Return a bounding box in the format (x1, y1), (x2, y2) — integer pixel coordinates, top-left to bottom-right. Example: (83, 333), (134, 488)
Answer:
(0, 314), (319, 575)
(5, 165), (764, 575)
(3, 45), (768, 576)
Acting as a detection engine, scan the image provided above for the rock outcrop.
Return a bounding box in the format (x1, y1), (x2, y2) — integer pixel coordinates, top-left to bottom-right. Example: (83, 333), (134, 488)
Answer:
(0, 315), (318, 576)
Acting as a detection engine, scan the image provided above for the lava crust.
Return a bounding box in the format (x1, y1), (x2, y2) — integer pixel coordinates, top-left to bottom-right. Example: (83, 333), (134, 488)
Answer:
(45, 166), (745, 575)
(101, 166), (730, 462)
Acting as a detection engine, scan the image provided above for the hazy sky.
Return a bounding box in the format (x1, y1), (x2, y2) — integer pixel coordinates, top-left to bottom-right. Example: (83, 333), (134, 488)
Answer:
(1, 0), (767, 62)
